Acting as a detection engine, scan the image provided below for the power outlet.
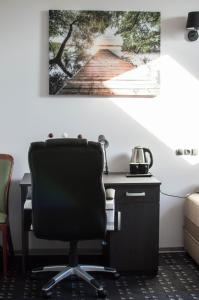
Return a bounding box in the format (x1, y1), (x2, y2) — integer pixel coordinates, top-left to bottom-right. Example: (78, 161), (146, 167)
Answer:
(176, 149), (183, 155)
(184, 149), (191, 155)
(176, 148), (198, 156)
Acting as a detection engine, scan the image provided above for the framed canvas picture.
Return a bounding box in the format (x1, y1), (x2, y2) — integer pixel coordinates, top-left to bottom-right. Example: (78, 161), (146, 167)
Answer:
(49, 10), (160, 97)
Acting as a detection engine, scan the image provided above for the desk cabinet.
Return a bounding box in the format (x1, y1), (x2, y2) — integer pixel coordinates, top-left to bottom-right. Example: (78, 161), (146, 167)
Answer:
(20, 173), (160, 274)
(104, 181), (160, 274)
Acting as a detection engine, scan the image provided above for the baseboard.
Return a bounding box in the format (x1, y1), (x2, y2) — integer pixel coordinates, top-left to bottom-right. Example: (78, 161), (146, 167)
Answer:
(159, 247), (185, 253)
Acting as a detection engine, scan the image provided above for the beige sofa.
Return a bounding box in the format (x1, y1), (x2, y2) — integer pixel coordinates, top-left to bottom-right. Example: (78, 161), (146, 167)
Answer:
(184, 193), (199, 264)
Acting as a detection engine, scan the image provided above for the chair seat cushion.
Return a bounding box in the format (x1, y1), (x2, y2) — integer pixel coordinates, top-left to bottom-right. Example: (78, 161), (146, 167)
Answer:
(0, 212), (7, 223)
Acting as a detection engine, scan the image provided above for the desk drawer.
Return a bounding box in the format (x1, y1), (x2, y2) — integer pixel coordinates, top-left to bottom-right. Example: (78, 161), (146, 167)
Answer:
(115, 185), (159, 205)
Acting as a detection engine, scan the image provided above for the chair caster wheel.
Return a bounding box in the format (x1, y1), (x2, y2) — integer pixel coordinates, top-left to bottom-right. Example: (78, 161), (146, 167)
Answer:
(42, 290), (52, 298)
(113, 272), (120, 279)
(97, 289), (107, 298)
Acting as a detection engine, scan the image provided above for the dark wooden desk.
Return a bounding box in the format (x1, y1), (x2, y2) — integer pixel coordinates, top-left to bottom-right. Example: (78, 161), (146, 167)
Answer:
(20, 172), (161, 274)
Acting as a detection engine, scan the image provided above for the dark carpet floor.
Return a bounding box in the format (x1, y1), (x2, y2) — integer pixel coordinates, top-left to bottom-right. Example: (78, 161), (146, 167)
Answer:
(0, 253), (199, 299)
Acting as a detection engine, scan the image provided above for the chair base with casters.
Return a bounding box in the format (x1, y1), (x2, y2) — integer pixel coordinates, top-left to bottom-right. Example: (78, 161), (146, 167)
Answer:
(32, 241), (119, 298)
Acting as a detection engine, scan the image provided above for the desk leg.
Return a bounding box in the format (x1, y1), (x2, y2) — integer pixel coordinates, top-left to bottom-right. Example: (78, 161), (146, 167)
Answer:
(22, 231), (29, 274)
(102, 233), (111, 266)
(21, 186), (29, 274)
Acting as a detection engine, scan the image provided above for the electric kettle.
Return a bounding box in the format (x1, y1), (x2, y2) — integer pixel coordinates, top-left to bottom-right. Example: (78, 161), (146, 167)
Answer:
(130, 146), (153, 174)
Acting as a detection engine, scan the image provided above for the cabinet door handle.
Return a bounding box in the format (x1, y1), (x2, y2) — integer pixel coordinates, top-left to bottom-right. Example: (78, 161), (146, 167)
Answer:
(126, 192), (145, 197)
(117, 211), (121, 231)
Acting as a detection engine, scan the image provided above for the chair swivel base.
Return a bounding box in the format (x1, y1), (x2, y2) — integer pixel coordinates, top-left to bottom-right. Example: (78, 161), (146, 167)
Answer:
(32, 264), (119, 298)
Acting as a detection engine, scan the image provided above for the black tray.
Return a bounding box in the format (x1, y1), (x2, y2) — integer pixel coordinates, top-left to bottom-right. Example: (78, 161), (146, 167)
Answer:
(126, 172), (152, 177)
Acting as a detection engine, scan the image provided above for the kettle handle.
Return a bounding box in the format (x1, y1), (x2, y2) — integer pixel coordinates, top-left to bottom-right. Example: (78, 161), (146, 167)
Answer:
(143, 148), (153, 169)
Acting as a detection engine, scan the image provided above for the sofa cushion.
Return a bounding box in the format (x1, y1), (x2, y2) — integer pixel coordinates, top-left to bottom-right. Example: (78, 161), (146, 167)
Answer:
(184, 217), (199, 242)
(184, 229), (199, 265)
(184, 193), (199, 227)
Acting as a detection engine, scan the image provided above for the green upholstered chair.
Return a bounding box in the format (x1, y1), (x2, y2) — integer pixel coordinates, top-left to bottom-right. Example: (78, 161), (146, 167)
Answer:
(0, 154), (14, 275)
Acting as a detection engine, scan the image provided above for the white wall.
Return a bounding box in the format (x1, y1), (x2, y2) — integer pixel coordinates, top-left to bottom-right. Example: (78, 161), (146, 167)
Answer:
(1, 0), (199, 251)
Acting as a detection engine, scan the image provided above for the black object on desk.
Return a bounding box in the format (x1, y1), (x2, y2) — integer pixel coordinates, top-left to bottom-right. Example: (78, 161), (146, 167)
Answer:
(126, 172), (152, 177)
(20, 172), (161, 275)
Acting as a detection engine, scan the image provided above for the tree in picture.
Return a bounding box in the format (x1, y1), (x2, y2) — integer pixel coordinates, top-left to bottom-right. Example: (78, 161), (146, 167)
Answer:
(49, 10), (160, 97)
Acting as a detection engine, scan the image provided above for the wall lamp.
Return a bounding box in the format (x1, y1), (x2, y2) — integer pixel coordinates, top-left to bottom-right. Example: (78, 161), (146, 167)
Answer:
(186, 11), (199, 41)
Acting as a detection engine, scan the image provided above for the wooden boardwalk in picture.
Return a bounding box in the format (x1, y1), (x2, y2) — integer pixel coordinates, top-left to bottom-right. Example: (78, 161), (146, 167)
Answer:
(58, 49), (158, 96)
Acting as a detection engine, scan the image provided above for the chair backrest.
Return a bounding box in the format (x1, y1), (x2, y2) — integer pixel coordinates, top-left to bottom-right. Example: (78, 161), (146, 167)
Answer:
(0, 154), (13, 216)
(28, 138), (106, 242)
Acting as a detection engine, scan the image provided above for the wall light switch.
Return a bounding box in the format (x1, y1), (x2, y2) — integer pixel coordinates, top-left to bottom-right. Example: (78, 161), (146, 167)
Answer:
(191, 149), (198, 155)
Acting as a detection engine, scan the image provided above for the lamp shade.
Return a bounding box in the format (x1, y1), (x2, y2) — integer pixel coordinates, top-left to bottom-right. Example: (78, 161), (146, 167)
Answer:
(186, 11), (199, 29)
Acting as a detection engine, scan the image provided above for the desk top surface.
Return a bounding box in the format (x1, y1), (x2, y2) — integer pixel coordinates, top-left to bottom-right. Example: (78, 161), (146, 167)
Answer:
(20, 172), (161, 186)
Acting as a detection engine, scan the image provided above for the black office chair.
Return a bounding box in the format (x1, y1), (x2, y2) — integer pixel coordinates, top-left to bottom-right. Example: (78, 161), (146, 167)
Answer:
(28, 138), (118, 298)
